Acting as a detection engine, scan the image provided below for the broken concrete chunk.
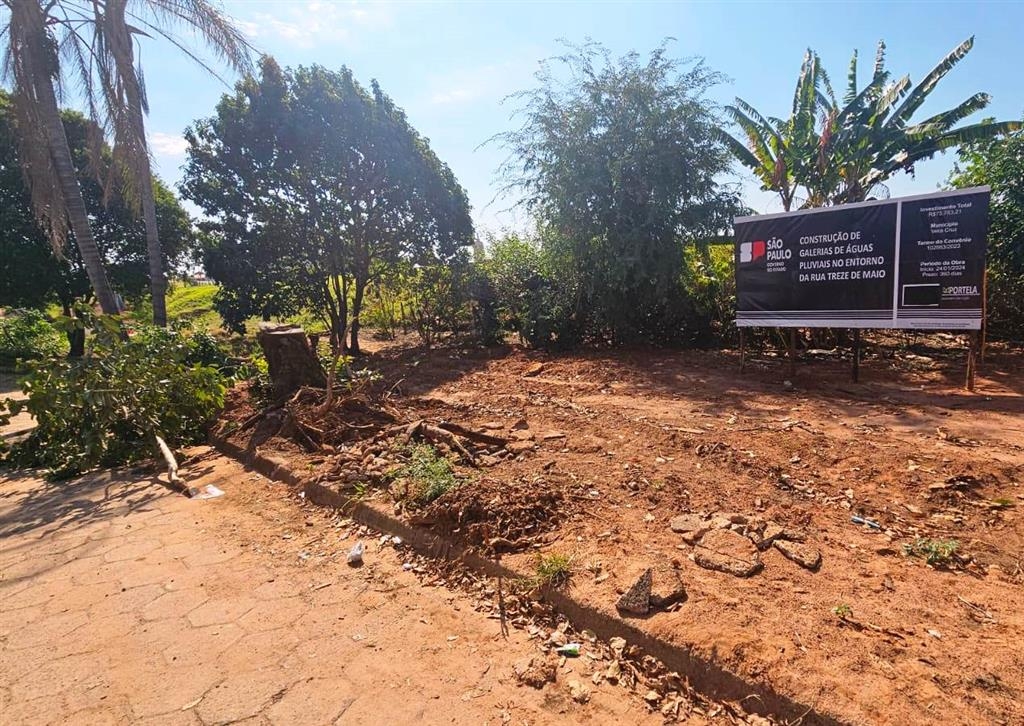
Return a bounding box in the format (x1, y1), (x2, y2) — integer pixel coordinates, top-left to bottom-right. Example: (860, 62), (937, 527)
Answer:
(616, 563), (685, 616)
(615, 568), (652, 616)
(774, 540), (822, 571)
(749, 521), (786, 551)
(669, 514), (709, 538)
(649, 563), (686, 609)
(708, 515), (734, 530)
(693, 529), (762, 577)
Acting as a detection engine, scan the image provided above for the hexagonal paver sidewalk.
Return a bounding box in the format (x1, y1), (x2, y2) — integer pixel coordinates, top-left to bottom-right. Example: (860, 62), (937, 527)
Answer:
(1, 452), (660, 725)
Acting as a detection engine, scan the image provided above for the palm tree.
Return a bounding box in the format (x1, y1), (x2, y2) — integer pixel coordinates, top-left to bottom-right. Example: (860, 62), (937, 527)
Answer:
(77, 0), (252, 326)
(1, 0), (120, 315)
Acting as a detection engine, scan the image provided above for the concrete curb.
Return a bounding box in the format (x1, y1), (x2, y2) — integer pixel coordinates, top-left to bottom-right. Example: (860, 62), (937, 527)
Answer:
(210, 432), (842, 726)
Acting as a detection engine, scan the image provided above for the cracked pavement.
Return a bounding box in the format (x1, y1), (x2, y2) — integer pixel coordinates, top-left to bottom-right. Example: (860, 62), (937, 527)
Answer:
(0, 451), (658, 725)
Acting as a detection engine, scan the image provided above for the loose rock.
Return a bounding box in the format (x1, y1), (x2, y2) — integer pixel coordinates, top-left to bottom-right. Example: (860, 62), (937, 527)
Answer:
(523, 362), (545, 377)
(669, 514), (709, 539)
(750, 521), (786, 551)
(774, 540), (822, 571)
(693, 529), (763, 577)
(506, 440), (536, 455)
(346, 541), (364, 566)
(567, 679), (591, 703)
(649, 562), (686, 609)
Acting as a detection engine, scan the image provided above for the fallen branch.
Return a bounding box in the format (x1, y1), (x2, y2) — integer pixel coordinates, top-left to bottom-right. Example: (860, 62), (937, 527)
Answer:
(437, 421), (507, 447)
(155, 435), (182, 488)
(420, 423), (477, 466)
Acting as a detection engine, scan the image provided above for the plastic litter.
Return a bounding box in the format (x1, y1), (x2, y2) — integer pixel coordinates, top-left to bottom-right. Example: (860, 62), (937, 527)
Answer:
(851, 515), (881, 529)
(347, 541), (364, 565)
(556, 643), (581, 657)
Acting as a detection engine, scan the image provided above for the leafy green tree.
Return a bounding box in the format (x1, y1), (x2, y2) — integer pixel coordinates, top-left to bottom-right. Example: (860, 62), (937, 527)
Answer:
(0, 91), (199, 351)
(181, 57), (474, 352)
(724, 38), (1021, 208)
(498, 42), (744, 343)
(1, 316), (227, 477)
(950, 131), (1024, 337)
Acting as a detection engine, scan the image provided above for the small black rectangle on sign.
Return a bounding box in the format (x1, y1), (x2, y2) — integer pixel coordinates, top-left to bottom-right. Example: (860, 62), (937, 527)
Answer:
(901, 284), (941, 307)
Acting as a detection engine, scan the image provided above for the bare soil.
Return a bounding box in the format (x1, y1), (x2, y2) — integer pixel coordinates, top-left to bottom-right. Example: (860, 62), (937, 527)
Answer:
(222, 333), (1024, 725)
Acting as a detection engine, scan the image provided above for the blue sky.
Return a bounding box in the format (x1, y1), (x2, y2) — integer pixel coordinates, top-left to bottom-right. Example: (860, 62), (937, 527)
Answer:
(139, 0), (1024, 234)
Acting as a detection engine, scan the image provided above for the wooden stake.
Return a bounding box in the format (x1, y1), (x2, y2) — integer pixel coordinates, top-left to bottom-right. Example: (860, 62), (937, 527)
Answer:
(739, 327), (746, 372)
(966, 331), (978, 392)
(787, 328), (797, 379)
(852, 329), (861, 383)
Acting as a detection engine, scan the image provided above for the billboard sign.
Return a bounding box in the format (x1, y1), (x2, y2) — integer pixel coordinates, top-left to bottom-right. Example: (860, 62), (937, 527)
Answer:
(734, 187), (990, 330)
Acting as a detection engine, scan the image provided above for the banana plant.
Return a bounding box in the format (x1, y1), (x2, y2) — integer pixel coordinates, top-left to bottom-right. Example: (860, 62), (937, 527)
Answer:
(723, 37), (1021, 209)
(820, 37), (1021, 204)
(720, 50), (831, 211)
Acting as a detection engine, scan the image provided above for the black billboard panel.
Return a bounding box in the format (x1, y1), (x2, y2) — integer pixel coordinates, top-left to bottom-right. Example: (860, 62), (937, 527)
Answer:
(735, 187), (989, 330)
(895, 190), (989, 328)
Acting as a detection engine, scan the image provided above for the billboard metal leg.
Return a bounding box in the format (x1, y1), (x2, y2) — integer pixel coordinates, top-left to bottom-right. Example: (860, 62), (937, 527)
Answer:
(966, 332), (978, 392)
(787, 329), (796, 380)
(852, 329), (861, 383)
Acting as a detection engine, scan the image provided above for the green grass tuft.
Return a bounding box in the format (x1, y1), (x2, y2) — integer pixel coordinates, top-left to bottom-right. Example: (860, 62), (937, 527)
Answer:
(535, 552), (573, 588)
(903, 537), (960, 567)
(397, 444), (458, 504)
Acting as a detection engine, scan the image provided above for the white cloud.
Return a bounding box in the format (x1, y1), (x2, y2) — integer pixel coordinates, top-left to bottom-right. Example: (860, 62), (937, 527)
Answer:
(231, 1), (394, 48)
(150, 132), (188, 157)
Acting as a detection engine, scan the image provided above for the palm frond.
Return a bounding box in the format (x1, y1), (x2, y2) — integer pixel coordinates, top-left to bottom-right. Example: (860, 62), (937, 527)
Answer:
(871, 40), (888, 85)
(714, 126), (763, 172)
(135, 0), (254, 75)
(843, 49), (858, 105)
(889, 36), (974, 128)
(930, 120), (1022, 149)
(3, 0), (69, 255)
(912, 92), (991, 133)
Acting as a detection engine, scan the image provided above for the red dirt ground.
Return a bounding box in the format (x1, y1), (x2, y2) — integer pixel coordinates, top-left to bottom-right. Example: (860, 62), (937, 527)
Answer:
(225, 334), (1024, 725)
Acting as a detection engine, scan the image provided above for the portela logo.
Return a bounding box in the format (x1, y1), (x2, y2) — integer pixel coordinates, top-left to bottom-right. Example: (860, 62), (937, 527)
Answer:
(740, 239), (766, 264)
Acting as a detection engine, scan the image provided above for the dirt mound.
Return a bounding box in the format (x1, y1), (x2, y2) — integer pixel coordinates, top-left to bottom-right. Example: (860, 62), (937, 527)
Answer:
(415, 476), (569, 551)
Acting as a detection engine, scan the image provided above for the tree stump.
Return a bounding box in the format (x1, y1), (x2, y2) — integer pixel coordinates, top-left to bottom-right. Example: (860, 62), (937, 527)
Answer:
(256, 323), (327, 399)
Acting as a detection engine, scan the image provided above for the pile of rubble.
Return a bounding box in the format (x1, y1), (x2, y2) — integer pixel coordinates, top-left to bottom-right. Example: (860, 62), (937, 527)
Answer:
(669, 511), (822, 576)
